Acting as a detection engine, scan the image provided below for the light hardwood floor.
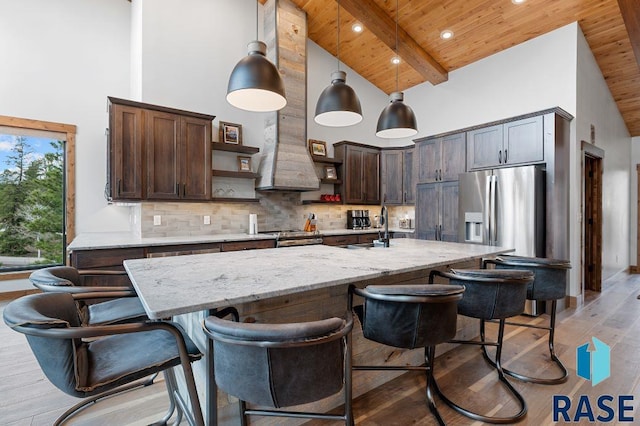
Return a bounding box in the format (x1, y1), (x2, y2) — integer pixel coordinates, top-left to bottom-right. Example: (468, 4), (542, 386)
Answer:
(2, 271), (640, 425)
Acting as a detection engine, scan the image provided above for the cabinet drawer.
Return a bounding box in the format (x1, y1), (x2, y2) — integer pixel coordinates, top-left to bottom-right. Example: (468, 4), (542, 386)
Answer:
(221, 240), (276, 252)
(146, 243), (221, 257)
(71, 247), (145, 269)
(323, 234), (360, 246)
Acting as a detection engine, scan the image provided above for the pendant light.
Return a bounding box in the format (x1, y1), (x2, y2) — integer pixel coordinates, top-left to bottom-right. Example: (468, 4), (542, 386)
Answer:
(376, 0), (417, 138)
(314, 0), (363, 127)
(226, 1), (286, 112)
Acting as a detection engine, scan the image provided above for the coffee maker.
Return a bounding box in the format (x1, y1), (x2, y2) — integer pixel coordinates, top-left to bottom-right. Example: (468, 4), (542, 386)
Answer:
(346, 210), (371, 229)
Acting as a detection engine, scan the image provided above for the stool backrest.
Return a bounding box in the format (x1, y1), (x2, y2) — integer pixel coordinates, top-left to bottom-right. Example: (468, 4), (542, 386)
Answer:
(204, 316), (352, 408)
(447, 269), (533, 320)
(353, 284), (464, 349)
(3, 292), (87, 397)
(492, 255), (571, 301)
(29, 266), (81, 292)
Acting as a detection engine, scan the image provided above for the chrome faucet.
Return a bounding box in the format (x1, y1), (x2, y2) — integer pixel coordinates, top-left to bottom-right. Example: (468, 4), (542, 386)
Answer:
(379, 204), (390, 248)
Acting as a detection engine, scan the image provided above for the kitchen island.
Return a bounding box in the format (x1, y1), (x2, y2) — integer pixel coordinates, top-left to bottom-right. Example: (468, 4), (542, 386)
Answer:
(124, 239), (511, 425)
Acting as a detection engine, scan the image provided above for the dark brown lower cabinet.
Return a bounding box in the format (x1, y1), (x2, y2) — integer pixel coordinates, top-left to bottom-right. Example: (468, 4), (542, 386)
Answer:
(415, 182), (458, 242)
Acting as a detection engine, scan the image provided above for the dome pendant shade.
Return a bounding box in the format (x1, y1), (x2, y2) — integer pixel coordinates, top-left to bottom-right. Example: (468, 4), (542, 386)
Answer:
(376, 92), (418, 138)
(226, 41), (287, 112)
(314, 71), (363, 127)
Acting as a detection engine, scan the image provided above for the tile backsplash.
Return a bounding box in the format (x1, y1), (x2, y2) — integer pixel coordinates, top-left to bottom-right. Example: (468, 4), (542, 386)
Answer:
(136, 192), (415, 237)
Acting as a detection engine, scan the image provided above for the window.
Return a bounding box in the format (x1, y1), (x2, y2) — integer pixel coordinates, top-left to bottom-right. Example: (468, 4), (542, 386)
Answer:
(0, 116), (75, 276)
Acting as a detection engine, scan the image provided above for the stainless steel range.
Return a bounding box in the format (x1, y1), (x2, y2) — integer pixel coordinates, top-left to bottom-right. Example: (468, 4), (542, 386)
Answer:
(269, 230), (323, 248)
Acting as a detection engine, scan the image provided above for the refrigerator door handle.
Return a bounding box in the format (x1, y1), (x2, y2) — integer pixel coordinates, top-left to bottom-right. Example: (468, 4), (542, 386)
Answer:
(490, 175), (498, 245)
(484, 175), (492, 245)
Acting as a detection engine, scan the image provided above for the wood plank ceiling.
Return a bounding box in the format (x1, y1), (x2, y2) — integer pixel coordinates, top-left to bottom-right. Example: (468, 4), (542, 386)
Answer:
(263, 0), (640, 137)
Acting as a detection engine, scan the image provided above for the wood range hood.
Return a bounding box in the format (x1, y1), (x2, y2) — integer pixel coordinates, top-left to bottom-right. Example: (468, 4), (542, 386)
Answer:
(256, 0), (320, 192)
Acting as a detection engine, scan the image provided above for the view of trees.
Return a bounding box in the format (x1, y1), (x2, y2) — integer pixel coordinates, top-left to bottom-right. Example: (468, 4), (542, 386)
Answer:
(0, 136), (64, 268)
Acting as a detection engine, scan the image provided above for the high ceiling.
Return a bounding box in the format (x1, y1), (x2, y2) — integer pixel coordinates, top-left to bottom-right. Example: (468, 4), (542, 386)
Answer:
(266, 0), (640, 136)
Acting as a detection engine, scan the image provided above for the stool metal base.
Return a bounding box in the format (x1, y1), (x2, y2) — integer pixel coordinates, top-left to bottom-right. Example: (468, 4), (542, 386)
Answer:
(481, 300), (569, 385)
(354, 345), (445, 426)
(434, 319), (527, 424)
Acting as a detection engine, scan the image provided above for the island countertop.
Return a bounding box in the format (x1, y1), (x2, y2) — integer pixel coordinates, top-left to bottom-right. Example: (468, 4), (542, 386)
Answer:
(124, 239), (511, 319)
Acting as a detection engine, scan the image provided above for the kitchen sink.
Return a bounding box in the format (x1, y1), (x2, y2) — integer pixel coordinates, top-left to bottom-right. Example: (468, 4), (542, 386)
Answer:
(341, 240), (390, 249)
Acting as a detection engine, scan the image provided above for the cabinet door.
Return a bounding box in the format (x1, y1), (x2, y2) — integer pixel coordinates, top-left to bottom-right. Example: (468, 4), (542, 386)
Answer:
(343, 147), (364, 204)
(415, 183), (439, 240)
(109, 103), (143, 199)
(417, 138), (441, 183)
(381, 151), (403, 205)
(467, 124), (503, 170)
(363, 149), (380, 204)
(441, 133), (466, 182)
(403, 148), (415, 204)
(440, 181), (459, 242)
(181, 116), (211, 200)
(503, 115), (543, 166)
(146, 110), (181, 199)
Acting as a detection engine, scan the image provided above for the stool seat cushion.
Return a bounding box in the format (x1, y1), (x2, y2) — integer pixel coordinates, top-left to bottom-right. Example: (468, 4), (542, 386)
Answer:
(497, 255), (571, 269)
(447, 269), (532, 320)
(86, 297), (148, 326)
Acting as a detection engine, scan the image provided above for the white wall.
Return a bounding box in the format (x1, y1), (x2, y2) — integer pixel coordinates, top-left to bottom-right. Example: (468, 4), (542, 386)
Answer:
(0, 0), (133, 233)
(406, 23), (578, 137)
(575, 29), (631, 284)
(632, 137), (640, 264)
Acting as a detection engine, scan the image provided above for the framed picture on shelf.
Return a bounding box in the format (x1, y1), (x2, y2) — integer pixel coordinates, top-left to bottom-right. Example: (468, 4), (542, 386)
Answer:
(324, 166), (337, 180)
(309, 139), (327, 157)
(237, 156), (252, 172)
(220, 121), (242, 145)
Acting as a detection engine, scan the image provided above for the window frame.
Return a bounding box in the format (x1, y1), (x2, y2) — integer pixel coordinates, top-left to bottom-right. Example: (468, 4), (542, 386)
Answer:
(0, 115), (76, 280)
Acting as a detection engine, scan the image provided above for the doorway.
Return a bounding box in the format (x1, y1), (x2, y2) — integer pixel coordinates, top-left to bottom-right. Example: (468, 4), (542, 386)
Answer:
(582, 142), (603, 292)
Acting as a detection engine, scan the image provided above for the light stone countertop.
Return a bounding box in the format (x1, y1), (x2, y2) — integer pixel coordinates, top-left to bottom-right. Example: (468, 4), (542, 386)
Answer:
(124, 238), (511, 319)
(67, 228), (414, 251)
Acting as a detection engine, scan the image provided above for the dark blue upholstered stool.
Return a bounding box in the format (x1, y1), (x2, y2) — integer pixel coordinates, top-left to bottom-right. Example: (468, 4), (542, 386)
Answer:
(430, 268), (533, 424)
(3, 292), (204, 426)
(203, 311), (354, 425)
(483, 255), (572, 384)
(349, 284), (465, 426)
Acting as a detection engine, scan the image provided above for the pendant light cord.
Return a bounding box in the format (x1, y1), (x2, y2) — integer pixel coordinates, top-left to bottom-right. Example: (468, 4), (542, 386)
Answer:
(337, 0), (341, 71)
(256, 0), (259, 40)
(395, 0), (399, 92)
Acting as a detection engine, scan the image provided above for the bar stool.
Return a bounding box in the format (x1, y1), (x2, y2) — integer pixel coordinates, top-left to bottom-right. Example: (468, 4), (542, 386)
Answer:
(348, 283), (465, 425)
(203, 310), (354, 425)
(429, 268), (533, 424)
(483, 255), (572, 384)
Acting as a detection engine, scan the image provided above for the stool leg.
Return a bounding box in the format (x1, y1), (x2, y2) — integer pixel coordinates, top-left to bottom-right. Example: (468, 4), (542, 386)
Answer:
(434, 319), (527, 424)
(482, 302), (569, 385)
(424, 346), (445, 426)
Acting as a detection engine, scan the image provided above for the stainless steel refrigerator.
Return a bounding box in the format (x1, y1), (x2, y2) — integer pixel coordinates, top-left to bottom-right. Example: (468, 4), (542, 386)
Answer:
(458, 165), (546, 314)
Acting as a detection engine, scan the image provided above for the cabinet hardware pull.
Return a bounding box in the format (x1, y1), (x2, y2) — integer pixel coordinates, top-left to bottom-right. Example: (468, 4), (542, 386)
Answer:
(439, 224), (442, 241)
(504, 149), (508, 163)
(183, 184), (186, 197)
(117, 179), (121, 196)
(403, 191), (406, 203)
(498, 150), (502, 164)
(176, 183), (179, 195)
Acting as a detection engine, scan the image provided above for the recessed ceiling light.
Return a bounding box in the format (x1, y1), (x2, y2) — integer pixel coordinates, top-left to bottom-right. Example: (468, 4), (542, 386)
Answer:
(440, 30), (454, 40)
(391, 56), (401, 65)
(512, 0), (526, 4)
(352, 22), (363, 33)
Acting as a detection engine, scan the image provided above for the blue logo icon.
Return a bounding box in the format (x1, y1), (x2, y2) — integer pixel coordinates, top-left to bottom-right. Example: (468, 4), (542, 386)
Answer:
(576, 337), (610, 386)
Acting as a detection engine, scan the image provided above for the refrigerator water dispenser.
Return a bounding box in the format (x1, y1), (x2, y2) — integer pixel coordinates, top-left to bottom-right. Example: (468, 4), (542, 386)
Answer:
(464, 212), (483, 243)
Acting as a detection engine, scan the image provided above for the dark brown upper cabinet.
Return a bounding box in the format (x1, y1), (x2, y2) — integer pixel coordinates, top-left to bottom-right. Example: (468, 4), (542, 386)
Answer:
(467, 115), (543, 170)
(107, 97), (214, 202)
(416, 132), (466, 184)
(380, 147), (415, 205)
(334, 141), (380, 205)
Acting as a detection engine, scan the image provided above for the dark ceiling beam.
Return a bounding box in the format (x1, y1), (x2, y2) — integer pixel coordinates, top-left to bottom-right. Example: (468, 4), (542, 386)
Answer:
(618, 0), (640, 68)
(338, 0), (448, 85)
